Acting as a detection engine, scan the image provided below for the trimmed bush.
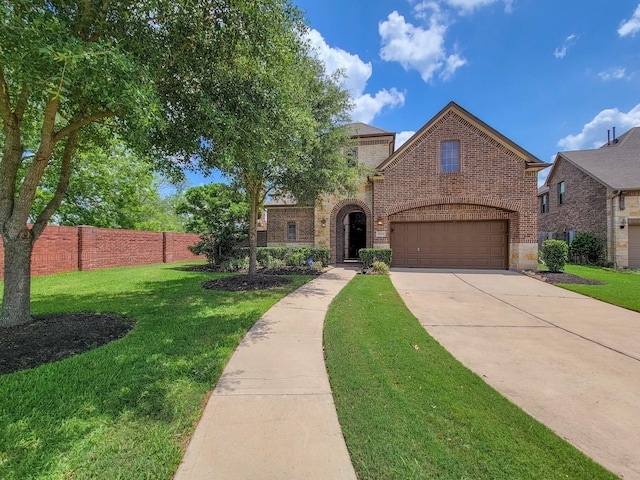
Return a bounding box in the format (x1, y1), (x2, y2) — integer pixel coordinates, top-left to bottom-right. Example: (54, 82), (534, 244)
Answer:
(234, 247), (330, 267)
(368, 261), (390, 275)
(541, 240), (568, 273)
(569, 232), (603, 265)
(358, 248), (393, 267)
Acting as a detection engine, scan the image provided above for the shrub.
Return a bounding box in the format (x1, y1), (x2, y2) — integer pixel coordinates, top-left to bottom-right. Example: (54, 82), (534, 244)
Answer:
(259, 255), (286, 269)
(569, 232), (603, 264)
(358, 248), (393, 267)
(222, 257), (249, 272)
(285, 251), (306, 267)
(541, 240), (568, 273)
(368, 261), (390, 275)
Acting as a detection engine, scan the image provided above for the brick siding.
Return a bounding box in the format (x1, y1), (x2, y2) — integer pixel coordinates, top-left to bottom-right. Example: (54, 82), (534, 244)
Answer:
(538, 158), (608, 244)
(0, 226), (202, 279)
(374, 110), (539, 247)
(266, 207), (315, 246)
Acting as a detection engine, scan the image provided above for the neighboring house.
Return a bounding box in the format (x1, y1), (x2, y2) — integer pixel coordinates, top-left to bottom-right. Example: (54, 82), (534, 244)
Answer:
(266, 102), (548, 270)
(539, 127), (640, 268)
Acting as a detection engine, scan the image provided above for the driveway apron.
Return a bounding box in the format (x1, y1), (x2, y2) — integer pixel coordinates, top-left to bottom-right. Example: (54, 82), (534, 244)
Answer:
(174, 267), (357, 480)
(391, 268), (640, 480)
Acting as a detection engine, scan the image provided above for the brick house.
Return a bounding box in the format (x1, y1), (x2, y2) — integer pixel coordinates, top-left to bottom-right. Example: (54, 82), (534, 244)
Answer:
(539, 127), (640, 268)
(267, 102), (548, 270)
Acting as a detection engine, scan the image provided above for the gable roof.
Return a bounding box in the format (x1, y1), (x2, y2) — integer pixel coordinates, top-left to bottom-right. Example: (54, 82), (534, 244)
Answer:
(347, 122), (393, 137)
(547, 127), (640, 190)
(376, 101), (547, 171)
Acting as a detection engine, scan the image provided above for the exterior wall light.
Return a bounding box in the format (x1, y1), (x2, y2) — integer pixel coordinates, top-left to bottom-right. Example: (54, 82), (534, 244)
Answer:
(620, 218), (627, 229)
(321, 218), (326, 228)
(377, 219), (383, 226)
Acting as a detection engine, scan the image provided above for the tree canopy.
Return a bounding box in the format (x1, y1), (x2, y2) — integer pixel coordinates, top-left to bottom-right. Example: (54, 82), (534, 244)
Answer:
(0, 0), (357, 326)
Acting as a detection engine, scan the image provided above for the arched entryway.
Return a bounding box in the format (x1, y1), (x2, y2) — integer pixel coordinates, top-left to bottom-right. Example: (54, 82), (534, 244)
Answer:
(334, 204), (369, 263)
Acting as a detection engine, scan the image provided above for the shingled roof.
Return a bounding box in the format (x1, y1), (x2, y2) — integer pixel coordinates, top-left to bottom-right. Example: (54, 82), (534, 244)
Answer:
(551, 127), (640, 190)
(346, 122), (392, 137)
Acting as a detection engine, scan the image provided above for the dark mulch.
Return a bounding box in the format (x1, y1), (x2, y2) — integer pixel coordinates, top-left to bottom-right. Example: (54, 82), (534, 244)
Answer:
(183, 264), (323, 276)
(0, 312), (134, 375)
(202, 274), (293, 291)
(533, 271), (605, 285)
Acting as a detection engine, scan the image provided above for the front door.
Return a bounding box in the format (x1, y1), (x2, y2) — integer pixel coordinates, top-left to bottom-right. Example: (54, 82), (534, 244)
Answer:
(346, 212), (366, 259)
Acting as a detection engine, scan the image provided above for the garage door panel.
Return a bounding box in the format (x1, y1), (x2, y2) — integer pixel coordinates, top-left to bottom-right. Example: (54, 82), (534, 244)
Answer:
(391, 221), (507, 269)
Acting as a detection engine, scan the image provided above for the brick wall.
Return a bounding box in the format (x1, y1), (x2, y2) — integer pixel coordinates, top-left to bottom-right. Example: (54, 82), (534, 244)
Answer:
(266, 207), (315, 246)
(0, 226), (202, 279)
(373, 109), (540, 269)
(538, 157), (608, 243)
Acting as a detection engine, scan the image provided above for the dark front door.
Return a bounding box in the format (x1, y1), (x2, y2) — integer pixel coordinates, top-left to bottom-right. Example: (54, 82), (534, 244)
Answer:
(347, 212), (367, 259)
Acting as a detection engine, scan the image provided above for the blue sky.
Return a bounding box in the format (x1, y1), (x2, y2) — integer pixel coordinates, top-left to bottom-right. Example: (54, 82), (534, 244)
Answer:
(187, 0), (640, 187)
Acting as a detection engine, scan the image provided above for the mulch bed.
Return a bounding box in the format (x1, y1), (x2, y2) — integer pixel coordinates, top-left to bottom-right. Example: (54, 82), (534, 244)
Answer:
(202, 274), (293, 291)
(0, 312), (134, 375)
(527, 271), (605, 285)
(185, 264), (323, 292)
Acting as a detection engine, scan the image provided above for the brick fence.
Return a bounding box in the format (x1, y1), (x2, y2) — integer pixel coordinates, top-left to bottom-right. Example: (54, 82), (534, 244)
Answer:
(0, 226), (202, 279)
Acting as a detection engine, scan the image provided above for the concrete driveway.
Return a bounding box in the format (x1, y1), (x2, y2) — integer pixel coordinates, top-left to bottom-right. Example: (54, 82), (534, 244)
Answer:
(390, 268), (640, 480)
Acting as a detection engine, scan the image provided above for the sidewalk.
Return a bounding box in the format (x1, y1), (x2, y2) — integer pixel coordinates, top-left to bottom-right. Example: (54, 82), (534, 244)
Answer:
(174, 267), (358, 479)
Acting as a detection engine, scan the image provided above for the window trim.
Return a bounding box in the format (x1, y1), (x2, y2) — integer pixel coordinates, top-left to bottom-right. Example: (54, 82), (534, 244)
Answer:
(287, 222), (297, 241)
(440, 140), (460, 173)
(540, 193), (549, 213)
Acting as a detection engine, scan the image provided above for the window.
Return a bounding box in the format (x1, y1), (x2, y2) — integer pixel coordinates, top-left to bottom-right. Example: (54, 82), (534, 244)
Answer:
(287, 222), (296, 240)
(441, 141), (460, 172)
(347, 148), (358, 167)
(558, 181), (565, 204)
(540, 193), (549, 213)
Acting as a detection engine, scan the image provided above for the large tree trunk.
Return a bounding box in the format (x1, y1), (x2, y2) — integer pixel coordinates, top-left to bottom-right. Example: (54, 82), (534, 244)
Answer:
(247, 190), (259, 277)
(0, 231), (34, 327)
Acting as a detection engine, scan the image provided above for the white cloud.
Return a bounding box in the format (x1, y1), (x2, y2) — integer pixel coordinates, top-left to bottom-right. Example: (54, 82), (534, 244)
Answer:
(557, 103), (640, 150)
(598, 67), (628, 81)
(395, 130), (416, 149)
(618, 4), (640, 37)
(553, 33), (578, 59)
(442, 0), (514, 14)
(305, 29), (404, 123)
(379, 7), (467, 82)
(352, 89), (406, 124)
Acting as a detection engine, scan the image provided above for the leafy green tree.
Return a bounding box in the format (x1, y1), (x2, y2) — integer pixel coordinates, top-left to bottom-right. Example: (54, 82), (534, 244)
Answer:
(33, 138), (186, 231)
(152, 2), (359, 276)
(0, 0), (278, 326)
(176, 183), (249, 264)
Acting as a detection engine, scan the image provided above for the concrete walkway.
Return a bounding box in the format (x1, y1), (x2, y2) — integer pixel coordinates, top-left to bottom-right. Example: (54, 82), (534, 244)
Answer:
(391, 268), (640, 480)
(174, 268), (357, 480)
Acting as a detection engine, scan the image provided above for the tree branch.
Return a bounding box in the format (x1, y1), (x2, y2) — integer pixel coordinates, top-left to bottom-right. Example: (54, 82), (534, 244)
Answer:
(14, 84), (31, 122)
(32, 133), (78, 240)
(53, 111), (115, 142)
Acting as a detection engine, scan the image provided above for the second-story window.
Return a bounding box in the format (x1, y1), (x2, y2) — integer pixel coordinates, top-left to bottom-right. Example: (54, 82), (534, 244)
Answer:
(441, 140), (460, 172)
(558, 182), (565, 204)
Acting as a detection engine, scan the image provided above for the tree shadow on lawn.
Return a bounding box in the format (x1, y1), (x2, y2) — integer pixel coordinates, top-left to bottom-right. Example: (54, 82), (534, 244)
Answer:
(0, 273), (303, 478)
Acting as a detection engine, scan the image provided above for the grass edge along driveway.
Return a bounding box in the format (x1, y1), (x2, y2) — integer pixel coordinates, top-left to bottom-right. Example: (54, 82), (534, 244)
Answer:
(324, 274), (616, 480)
(0, 262), (313, 479)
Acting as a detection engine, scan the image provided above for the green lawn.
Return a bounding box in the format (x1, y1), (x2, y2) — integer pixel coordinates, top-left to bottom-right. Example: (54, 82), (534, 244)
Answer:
(0, 263), (312, 479)
(555, 264), (640, 312)
(324, 275), (616, 480)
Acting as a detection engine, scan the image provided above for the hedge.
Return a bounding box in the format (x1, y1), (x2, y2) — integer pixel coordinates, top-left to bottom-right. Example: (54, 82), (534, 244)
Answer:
(358, 248), (393, 267)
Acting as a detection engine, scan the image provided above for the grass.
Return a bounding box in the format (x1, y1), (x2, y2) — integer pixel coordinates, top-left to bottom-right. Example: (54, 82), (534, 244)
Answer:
(0, 262), (313, 479)
(554, 264), (640, 312)
(324, 275), (616, 480)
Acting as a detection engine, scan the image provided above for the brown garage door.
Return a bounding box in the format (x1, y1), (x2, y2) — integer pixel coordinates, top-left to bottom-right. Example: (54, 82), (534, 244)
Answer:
(629, 225), (640, 269)
(391, 221), (508, 269)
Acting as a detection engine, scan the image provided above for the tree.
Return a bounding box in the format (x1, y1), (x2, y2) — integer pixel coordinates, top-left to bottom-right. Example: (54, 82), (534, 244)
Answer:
(152, 1), (359, 276)
(33, 137), (186, 231)
(0, 1), (276, 326)
(176, 183), (249, 264)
